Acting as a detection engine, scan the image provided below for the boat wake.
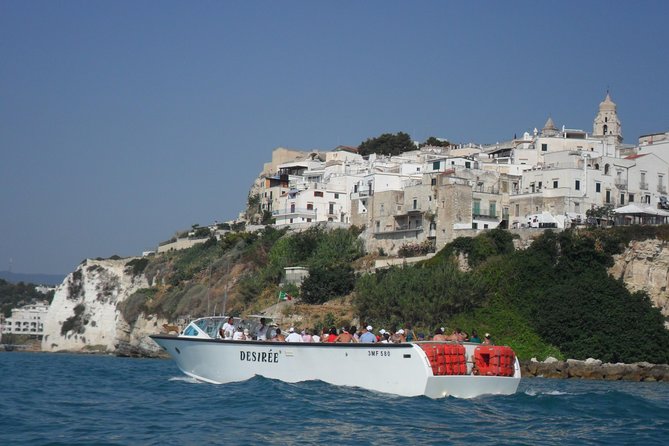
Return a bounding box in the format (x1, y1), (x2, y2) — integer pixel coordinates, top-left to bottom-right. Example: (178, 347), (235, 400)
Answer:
(524, 388), (570, 397)
(168, 376), (201, 384)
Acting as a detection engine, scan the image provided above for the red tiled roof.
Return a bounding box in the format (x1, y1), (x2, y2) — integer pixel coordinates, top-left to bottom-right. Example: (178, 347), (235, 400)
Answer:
(624, 153), (649, 160)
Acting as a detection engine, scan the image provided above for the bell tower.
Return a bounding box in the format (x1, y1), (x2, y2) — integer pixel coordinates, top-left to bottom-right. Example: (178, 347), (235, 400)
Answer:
(593, 92), (622, 143)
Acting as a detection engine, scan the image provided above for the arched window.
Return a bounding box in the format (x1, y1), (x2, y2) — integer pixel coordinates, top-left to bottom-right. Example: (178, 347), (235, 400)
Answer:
(594, 163), (600, 170)
(603, 124), (608, 134)
(604, 164), (610, 175)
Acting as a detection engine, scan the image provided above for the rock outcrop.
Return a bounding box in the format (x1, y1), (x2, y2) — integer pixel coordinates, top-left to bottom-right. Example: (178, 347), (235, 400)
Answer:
(521, 358), (669, 381)
(609, 239), (669, 325)
(41, 258), (165, 357)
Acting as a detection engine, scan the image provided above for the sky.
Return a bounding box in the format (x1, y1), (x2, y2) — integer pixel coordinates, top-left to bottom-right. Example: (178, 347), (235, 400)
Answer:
(1, 0), (668, 275)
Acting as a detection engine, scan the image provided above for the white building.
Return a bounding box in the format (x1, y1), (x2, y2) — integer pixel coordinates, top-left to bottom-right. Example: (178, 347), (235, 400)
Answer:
(1, 301), (49, 336)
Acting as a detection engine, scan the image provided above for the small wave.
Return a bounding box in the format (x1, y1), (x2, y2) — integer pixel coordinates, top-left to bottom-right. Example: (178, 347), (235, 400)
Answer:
(168, 376), (200, 384)
(524, 388), (570, 397)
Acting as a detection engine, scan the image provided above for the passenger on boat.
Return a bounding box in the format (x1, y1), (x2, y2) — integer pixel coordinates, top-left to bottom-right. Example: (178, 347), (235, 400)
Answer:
(390, 329), (406, 343)
(222, 317), (235, 339)
(483, 333), (493, 345)
(301, 329), (312, 343)
(243, 328), (251, 340)
(349, 326), (359, 342)
(432, 328), (447, 341)
(326, 327), (338, 343)
(312, 329), (321, 343)
(256, 318), (268, 341)
(272, 328), (286, 342)
(380, 332), (391, 343)
(232, 326), (245, 340)
(403, 324), (415, 342)
(359, 325), (376, 343)
(285, 327), (303, 342)
(469, 330), (481, 344)
(335, 327), (354, 343)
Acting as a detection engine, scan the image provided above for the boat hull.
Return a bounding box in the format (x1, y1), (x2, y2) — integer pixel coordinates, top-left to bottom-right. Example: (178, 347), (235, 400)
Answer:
(151, 335), (521, 398)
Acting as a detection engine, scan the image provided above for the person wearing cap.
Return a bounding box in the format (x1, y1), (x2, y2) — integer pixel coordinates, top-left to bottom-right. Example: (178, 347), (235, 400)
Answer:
(390, 329), (406, 343)
(242, 328), (251, 340)
(483, 333), (493, 345)
(359, 325), (376, 343)
(285, 327), (303, 342)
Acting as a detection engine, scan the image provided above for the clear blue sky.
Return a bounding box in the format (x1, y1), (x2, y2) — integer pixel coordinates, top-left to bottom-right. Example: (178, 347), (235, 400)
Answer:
(1, 0), (668, 275)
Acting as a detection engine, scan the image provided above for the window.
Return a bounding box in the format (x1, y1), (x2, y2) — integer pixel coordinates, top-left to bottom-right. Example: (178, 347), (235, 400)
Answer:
(433, 161), (440, 170)
(574, 202), (580, 212)
(629, 193), (635, 203)
(472, 222), (478, 229)
(307, 203), (313, 210)
(290, 203), (295, 212)
(595, 182), (601, 193)
(541, 143), (548, 152)
(575, 180), (580, 190)
(515, 204), (520, 217)
(553, 180), (559, 189)
(489, 202), (496, 217)
(354, 185), (358, 193)
(314, 191), (323, 197)
(538, 181), (542, 190)
(645, 195), (651, 204)
(334, 193), (339, 199)
(329, 203), (334, 214)
(473, 200), (481, 215)
(413, 199), (418, 210)
(465, 161), (471, 169)
(605, 190), (611, 204)
(604, 164), (610, 175)
(431, 178), (437, 186)
(620, 194), (625, 205)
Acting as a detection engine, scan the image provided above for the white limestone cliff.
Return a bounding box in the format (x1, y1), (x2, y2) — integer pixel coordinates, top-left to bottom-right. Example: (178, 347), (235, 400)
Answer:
(609, 239), (669, 326)
(41, 258), (165, 356)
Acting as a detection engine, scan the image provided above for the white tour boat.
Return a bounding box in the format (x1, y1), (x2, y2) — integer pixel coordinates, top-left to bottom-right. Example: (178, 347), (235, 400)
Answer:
(150, 316), (521, 399)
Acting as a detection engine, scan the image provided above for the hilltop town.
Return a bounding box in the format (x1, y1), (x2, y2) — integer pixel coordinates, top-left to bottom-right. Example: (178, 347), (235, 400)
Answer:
(3, 93), (669, 363)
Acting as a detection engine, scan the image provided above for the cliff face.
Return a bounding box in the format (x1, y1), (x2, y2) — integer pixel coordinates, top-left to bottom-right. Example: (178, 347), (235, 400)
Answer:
(41, 258), (165, 356)
(609, 239), (669, 324)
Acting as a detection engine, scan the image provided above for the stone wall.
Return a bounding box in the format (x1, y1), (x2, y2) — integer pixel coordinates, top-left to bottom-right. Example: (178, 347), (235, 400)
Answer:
(521, 358), (669, 382)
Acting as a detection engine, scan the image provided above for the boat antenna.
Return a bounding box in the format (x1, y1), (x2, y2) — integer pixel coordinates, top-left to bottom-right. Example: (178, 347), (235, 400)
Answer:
(221, 260), (231, 317)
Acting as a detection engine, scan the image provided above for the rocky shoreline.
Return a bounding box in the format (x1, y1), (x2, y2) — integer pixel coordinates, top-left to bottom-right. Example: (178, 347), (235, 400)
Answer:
(520, 357), (669, 382)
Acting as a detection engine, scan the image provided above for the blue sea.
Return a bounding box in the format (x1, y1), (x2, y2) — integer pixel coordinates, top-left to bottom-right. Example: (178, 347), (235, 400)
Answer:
(1, 353), (667, 445)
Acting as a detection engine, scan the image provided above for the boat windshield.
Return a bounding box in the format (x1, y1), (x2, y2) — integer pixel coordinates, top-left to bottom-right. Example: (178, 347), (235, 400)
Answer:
(193, 317), (228, 338)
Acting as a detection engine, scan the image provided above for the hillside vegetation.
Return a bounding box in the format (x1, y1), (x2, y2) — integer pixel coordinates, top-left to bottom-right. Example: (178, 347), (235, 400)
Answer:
(118, 225), (669, 364)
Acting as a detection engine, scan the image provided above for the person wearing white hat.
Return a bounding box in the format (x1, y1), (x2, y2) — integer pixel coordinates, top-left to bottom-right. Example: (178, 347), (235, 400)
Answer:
(285, 327), (303, 342)
(359, 325), (376, 343)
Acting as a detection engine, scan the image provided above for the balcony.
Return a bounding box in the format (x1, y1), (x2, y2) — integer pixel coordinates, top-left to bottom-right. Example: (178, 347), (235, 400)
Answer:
(614, 180), (628, 190)
(272, 208), (317, 218)
(658, 185), (667, 194)
(373, 225), (424, 236)
(350, 189), (374, 199)
(472, 211), (499, 220)
(640, 182), (649, 190)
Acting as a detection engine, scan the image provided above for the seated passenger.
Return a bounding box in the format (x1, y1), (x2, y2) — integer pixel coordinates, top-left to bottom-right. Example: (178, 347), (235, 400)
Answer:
(326, 327), (338, 343)
(285, 327), (303, 342)
(432, 328), (447, 341)
(359, 325), (376, 343)
(335, 327), (354, 343)
(232, 326), (245, 340)
(272, 328), (286, 342)
(380, 332), (391, 343)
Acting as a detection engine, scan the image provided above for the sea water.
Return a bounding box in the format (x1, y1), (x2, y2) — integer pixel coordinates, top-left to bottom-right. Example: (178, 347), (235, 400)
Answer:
(0, 353), (667, 445)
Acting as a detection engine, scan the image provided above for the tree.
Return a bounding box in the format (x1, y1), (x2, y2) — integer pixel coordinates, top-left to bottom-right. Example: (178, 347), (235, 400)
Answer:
(357, 132), (415, 156)
(421, 136), (451, 147)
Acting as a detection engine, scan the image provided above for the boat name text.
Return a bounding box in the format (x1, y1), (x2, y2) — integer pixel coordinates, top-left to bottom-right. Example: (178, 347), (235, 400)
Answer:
(368, 350), (391, 357)
(240, 350), (279, 363)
